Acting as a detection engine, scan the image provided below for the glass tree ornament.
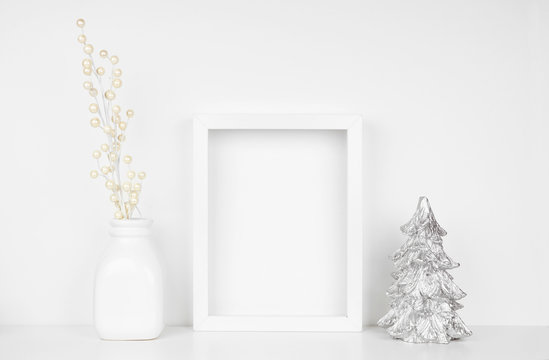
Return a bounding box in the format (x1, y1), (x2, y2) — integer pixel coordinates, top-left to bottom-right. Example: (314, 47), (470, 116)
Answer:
(378, 197), (472, 344)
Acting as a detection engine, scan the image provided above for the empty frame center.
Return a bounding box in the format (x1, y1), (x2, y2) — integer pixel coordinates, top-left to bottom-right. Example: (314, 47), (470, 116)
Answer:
(208, 130), (347, 316)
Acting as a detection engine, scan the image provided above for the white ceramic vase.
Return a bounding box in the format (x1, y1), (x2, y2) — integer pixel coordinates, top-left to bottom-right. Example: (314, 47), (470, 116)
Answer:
(94, 219), (164, 340)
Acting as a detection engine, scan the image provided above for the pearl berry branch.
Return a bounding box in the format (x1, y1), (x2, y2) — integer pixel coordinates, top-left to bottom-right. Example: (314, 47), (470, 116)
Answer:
(77, 18), (146, 220)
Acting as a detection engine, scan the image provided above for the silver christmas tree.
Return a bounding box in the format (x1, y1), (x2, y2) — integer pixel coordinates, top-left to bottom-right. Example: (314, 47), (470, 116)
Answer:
(378, 196), (472, 344)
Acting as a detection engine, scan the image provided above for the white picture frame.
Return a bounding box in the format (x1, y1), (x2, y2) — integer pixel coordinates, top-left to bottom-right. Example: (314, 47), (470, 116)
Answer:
(193, 114), (363, 331)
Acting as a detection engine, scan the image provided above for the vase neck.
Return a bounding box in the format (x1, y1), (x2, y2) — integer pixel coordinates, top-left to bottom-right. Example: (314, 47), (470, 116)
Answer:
(109, 218), (153, 238)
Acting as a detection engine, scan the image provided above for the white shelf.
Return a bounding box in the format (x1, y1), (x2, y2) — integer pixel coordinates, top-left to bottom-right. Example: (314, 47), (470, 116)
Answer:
(0, 326), (546, 360)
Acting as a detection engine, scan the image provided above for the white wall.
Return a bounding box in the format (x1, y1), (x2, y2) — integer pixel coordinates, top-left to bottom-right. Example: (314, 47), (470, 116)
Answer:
(0, 0), (548, 326)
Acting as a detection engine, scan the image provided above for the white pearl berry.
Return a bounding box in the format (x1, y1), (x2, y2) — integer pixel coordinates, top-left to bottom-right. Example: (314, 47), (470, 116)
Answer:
(83, 44), (94, 54)
(103, 126), (114, 135)
(105, 90), (115, 100)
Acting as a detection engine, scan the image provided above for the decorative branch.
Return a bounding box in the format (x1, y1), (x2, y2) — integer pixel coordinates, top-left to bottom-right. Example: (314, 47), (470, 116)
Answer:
(77, 18), (146, 220)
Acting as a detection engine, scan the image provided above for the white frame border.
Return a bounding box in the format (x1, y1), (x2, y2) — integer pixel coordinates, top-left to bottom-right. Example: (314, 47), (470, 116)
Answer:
(193, 114), (363, 331)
